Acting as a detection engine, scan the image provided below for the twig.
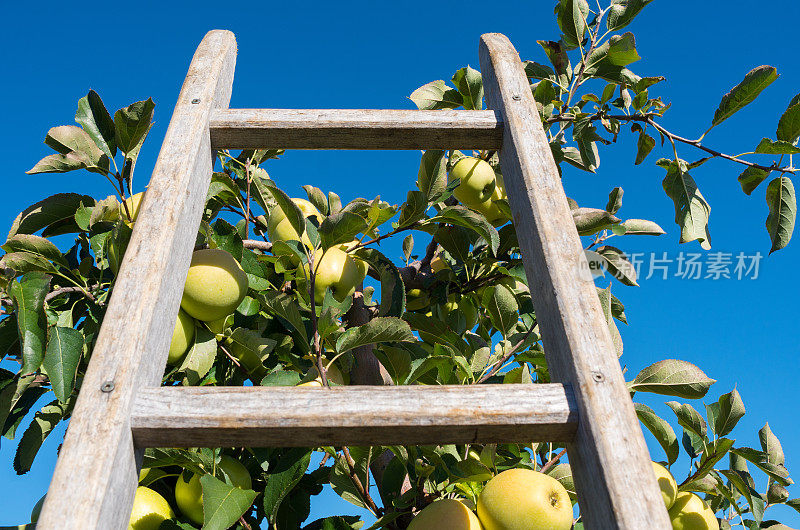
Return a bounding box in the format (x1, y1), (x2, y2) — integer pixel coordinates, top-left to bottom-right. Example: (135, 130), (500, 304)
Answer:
(476, 326), (537, 384)
(238, 516), (253, 530)
(44, 285), (102, 305)
(243, 240), (272, 252)
(547, 112), (795, 175)
(539, 448), (567, 474)
(341, 447), (381, 515)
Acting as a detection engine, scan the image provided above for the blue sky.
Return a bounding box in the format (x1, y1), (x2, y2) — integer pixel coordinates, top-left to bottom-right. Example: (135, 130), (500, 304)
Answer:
(2, 0), (799, 526)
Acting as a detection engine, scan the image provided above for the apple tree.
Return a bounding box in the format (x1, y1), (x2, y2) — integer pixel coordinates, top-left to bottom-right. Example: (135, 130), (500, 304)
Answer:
(1, 1), (798, 529)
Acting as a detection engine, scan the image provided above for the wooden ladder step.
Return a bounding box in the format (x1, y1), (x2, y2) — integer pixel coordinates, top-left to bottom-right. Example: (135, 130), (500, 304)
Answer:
(209, 108), (503, 150)
(130, 384), (577, 447)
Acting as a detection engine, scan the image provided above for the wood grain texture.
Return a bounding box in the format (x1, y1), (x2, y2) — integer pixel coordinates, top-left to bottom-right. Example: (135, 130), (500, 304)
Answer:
(479, 33), (672, 529)
(210, 108), (503, 149)
(37, 30), (237, 530)
(130, 384), (577, 447)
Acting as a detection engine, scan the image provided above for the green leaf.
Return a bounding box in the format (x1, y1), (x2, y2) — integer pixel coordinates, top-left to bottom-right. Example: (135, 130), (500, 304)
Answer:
(176, 327), (217, 385)
(417, 150), (448, 200)
(44, 125), (105, 164)
(607, 0), (654, 30)
(631, 359), (715, 399)
(482, 284), (518, 337)
(7, 193), (94, 238)
(2, 235), (64, 264)
(76, 90), (117, 157)
(409, 80), (463, 110)
(765, 176), (796, 254)
(199, 474), (257, 530)
(317, 212), (367, 250)
(759, 423), (785, 465)
(114, 98), (155, 153)
(730, 447), (791, 486)
(259, 291), (310, 353)
(777, 102), (800, 142)
(619, 219), (665, 235)
(572, 208), (620, 236)
(662, 160), (711, 249)
(597, 286), (623, 357)
(596, 245), (638, 286)
(709, 388), (745, 437)
(26, 152), (93, 175)
(303, 185), (329, 215)
(666, 401), (707, 439)
(261, 370), (302, 387)
(634, 403), (679, 464)
(556, 0), (590, 49)
(607, 33), (641, 66)
(262, 449), (312, 527)
(402, 234), (413, 263)
(635, 131), (656, 165)
(0, 253), (56, 275)
(336, 317), (414, 353)
(41, 327), (83, 403)
(606, 187), (623, 214)
(13, 400), (69, 474)
(428, 205), (499, 254)
(353, 248), (405, 318)
(754, 138), (800, 155)
(10, 273), (50, 374)
(451, 66), (483, 110)
(523, 61), (555, 81)
(711, 66), (778, 128)
(396, 190), (428, 229)
(737, 167), (770, 196)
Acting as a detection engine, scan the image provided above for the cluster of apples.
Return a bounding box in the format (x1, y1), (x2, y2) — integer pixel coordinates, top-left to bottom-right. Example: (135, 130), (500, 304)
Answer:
(409, 468), (573, 530)
(652, 461), (719, 530)
(269, 197), (368, 303)
(450, 156), (510, 227)
(406, 462), (719, 530)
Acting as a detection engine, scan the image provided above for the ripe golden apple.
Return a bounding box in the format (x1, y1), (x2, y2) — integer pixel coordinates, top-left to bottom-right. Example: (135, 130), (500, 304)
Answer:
(450, 157), (497, 206)
(168, 309), (195, 365)
(430, 254), (448, 273)
(120, 192), (145, 224)
(477, 469), (573, 530)
(129, 486), (174, 530)
(181, 249), (248, 322)
(299, 362), (346, 386)
(409, 498), (483, 530)
(267, 198), (323, 248)
(652, 461), (678, 509)
(299, 247), (368, 303)
(668, 492), (719, 530)
(175, 455), (252, 525)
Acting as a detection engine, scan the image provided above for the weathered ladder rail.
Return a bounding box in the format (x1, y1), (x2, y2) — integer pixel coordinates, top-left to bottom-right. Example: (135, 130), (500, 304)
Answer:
(37, 30), (671, 529)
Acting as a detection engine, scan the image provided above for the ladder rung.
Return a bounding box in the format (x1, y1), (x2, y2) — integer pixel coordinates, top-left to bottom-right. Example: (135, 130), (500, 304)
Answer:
(209, 108), (503, 150)
(131, 384), (576, 447)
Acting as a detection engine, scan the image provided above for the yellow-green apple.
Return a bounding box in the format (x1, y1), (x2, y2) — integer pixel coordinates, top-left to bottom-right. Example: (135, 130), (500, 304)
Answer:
(175, 455), (252, 525)
(30, 494), (46, 523)
(438, 294), (478, 330)
(298, 362), (346, 386)
(652, 461), (678, 509)
(430, 253), (448, 273)
(267, 198), (323, 248)
(299, 247), (368, 303)
(450, 157), (497, 206)
(120, 191), (145, 224)
(168, 309), (195, 365)
(181, 249), (248, 321)
(668, 492), (719, 530)
(406, 288), (430, 311)
(128, 486), (174, 530)
(409, 498), (483, 530)
(477, 469), (573, 530)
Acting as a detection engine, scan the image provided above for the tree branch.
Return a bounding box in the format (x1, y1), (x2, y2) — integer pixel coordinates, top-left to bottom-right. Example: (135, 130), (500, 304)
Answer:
(44, 285), (103, 306)
(539, 448), (567, 474)
(476, 325), (537, 384)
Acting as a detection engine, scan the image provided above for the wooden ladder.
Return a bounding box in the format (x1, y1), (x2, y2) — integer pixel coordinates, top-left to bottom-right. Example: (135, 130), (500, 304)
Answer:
(36, 30), (672, 529)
